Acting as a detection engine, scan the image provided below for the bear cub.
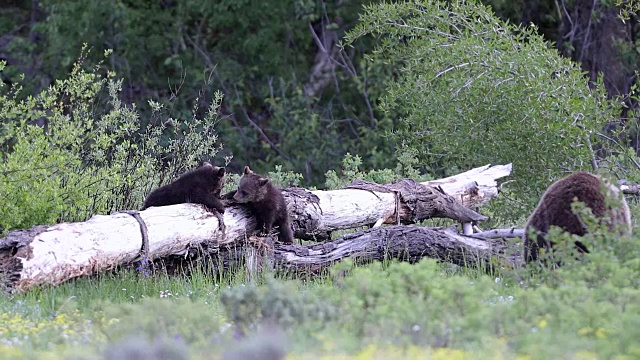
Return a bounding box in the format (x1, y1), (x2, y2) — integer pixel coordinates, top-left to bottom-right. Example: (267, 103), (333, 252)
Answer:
(226, 166), (294, 244)
(142, 162), (226, 213)
(524, 171), (631, 263)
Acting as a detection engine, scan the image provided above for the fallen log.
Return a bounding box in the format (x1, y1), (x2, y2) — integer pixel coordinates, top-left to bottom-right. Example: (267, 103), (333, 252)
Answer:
(241, 225), (523, 277)
(286, 163), (511, 240)
(0, 206), (226, 293)
(621, 183), (640, 196)
(0, 163), (513, 292)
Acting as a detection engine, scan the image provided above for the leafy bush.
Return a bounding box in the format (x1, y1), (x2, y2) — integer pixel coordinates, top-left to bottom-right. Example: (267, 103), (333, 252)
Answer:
(317, 260), (499, 349)
(104, 335), (189, 360)
(1, 226), (639, 358)
(0, 50), (223, 234)
(325, 152), (430, 190)
(267, 165), (304, 189)
(220, 279), (338, 333)
(99, 297), (227, 348)
(344, 0), (620, 216)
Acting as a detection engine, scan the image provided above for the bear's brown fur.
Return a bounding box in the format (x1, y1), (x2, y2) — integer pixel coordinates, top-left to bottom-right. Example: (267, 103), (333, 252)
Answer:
(142, 162), (226, 213)
(226, 166), (294, 244)
(524, 171), (631, 263)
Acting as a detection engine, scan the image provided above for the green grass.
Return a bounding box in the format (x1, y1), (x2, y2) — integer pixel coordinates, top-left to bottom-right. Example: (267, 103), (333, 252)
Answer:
(1, 214), (640, 359)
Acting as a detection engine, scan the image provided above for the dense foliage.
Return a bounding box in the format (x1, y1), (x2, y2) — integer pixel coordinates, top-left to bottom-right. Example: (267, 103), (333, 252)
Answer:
(1, 0), (394, 185)
(2, 0), (640, 190)
(344, 0), (621, 210)
(0, 52), (223, 233)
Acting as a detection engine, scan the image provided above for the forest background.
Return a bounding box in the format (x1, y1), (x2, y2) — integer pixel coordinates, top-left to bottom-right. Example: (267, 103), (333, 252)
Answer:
(3, 0), (640, 230)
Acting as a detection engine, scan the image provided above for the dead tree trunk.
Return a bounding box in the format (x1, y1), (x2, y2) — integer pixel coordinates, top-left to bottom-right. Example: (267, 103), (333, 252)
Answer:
(271, 225), (523, 274)
(0, 164), (513, 292)
(284, 163), (511, 241)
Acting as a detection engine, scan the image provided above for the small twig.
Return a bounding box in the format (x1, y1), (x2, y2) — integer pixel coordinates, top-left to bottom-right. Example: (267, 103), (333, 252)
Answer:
(434, 63), (470, 79)
(473, 228), (524, 239)
(233, 85), (291, 162)
(594, 130), (640, 170)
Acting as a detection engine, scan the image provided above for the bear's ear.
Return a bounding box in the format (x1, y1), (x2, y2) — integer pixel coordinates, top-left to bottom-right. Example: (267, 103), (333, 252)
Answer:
(258, 178), (269, 186)
(243, 166), (253, 175)
(202, 162), (213, 168)
(216, 167), (226, 176)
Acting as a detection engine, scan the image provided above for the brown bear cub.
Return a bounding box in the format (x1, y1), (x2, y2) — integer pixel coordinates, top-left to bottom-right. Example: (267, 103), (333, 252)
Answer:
(142, 162), (226, 213)
(524, 172), (631, 263)
(226, 166), (294, 244)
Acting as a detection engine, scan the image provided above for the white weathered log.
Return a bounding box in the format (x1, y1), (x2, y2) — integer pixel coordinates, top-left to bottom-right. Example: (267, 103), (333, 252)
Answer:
(621, 183), (640, 196)
(287, 163), (512, 239)
(305, 188), (396, 232)
(425, 163), (512, 207)
(0, 163), (513, 292)
(1, 206), (226, 292)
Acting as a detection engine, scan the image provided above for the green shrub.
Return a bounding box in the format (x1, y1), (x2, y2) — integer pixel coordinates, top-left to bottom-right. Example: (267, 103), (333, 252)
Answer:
(344, 0), (620, 219)
(0, 49), (223, 234)
(220, 279), (338, 334)
(98, 297), (227, 348)
(325, 152), (430, 190)
(317, 259), (499, 349)
(104, 335), (189, 360)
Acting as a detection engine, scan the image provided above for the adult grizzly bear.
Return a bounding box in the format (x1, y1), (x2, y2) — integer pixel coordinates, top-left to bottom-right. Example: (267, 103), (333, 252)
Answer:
(524, 172), (632, 263)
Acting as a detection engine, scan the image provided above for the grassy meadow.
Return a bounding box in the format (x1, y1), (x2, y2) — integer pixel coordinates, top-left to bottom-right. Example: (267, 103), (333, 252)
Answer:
(1, 202), (640, 360)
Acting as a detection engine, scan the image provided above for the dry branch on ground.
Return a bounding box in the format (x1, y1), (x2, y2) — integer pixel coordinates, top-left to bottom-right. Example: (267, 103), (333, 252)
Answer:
(271, 225), (522, 274)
